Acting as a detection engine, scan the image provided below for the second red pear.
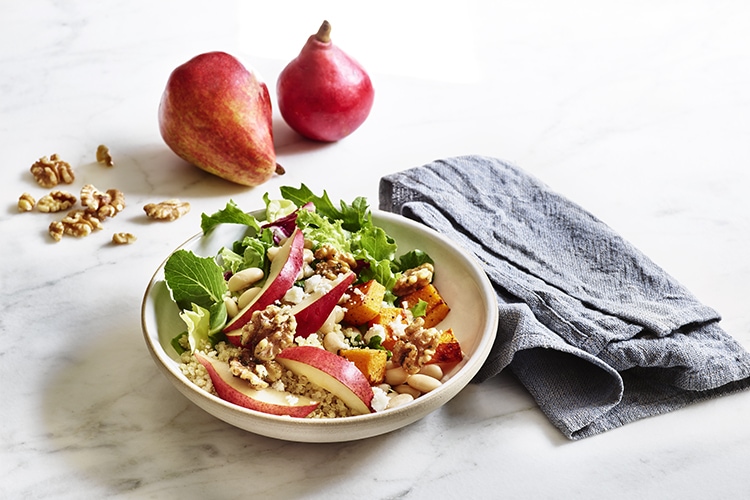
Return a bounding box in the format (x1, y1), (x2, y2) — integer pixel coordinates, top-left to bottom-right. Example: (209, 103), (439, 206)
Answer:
(277, 20), (375, 142)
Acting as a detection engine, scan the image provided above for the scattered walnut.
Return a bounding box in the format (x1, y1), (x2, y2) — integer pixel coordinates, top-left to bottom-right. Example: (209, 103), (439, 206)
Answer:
(17, 193), (36, 212)
(79, 184), (125, 219)
(143, 199), (190, 221)
(96, 144), (114, 167)
(393, 263), (435, 296)
(30, 154), (74, 188)
(314, 244), (358, 279)
(36, 191), (77, 213)
(239, 305), (297, 361)
(48, 221), (64, 241)
(48, 209), (104, 241)
(112, 232), (137, 244)
(390, 317), (441, 374)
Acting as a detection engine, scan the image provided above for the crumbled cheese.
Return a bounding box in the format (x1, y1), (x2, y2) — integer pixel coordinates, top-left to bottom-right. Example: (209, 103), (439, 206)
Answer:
(285, 394), (300, 405)
(364, 324), (387, 344)
(272, 380), (286, 392)
(388, 318), (408, 339)
(284, 285), (305, 304)
(371, 386), (389, 412)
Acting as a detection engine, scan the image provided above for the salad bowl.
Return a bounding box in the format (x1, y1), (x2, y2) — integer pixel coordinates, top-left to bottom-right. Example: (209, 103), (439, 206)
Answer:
(141, 208), (498, 442)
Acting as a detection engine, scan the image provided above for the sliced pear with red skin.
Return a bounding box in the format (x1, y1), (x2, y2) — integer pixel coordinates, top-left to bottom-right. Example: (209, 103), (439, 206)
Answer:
(194, 351), (319, 417)
(290, 271), (356, 338)
(224, 229), (305, 342)
(275, 345), (374, 415)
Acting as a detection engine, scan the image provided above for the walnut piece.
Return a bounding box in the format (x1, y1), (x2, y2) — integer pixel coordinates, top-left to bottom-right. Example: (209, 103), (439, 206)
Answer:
(112, 232), (136, 244)
(314, 244), (358, 279)
(143, 199), (190, 221)
(36, 191), (77, 213)
(96, 144), (114, 167)
(30, 154), (74, 188)
(393, 263), (434, 297)
(390, 317), (441, 374)
(239, 305), (296, 361)
(80, 184), (125, 219)
(17, 193), (36, 212)
(48, 209), (103, 241)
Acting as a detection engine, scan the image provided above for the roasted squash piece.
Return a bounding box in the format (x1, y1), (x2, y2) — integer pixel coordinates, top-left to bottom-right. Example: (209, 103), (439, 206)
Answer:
(428, 328), (463, 365)
(343, 279), (386, 325)
(399, 283), (451, 328)
(367, 307), (408, 350)
(340, 348), (388, 385)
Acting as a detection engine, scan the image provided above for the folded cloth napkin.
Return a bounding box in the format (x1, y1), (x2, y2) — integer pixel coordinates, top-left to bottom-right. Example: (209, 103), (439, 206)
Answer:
(379, 155), (750, 439)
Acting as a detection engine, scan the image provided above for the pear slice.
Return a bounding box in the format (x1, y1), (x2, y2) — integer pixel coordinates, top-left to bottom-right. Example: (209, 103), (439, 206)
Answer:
(224, 229), (304, 335)
(275, 346), (374, 415)
(194, 351), (318, 417)
(290, 271), (356, 338)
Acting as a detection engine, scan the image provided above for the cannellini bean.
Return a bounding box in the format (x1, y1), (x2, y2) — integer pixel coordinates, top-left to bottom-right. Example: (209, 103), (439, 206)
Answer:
(227, 267), (264, 292)
(224, 296), (239, 318)
(394, 384), (421, 399)
(237, 286), (261, 309)
(319, 305), (345, 335)
(387, 392), (414, 409)
(406, 373), (442, 393)
(303, 248), (314, 264)
(418, 364), (443, 380)
(385, 366), (409, 386)
(323, 331), (348, 353)
(267, 246), (280, 261)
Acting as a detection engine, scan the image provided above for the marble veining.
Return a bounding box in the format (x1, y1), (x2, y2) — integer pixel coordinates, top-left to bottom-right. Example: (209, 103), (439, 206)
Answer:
(2, 1), (750, 498)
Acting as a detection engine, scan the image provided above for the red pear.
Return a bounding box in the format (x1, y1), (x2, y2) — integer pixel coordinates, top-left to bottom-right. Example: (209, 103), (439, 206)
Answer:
(194, 351), (318, 417)
(158, 51), (277, 186)
(276, 346), (374, 415)
(276, 21), (374, 142)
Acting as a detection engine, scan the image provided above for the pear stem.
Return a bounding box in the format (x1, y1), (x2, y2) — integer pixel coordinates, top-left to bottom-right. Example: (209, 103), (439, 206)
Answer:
(315, 20), (332, 43)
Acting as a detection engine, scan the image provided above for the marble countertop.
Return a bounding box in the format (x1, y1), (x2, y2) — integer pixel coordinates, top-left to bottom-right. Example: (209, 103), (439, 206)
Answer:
(3, 1), (750, 498)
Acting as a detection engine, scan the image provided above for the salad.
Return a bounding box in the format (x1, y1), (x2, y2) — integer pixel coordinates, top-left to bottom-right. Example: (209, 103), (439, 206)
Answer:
(165, 185), (463, 418)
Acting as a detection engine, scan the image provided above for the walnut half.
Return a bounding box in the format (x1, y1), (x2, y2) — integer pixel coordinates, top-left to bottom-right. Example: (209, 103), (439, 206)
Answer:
(36, 191), (77, 213)
(30, 154), (75, 188)
(143, 199), (190, 221)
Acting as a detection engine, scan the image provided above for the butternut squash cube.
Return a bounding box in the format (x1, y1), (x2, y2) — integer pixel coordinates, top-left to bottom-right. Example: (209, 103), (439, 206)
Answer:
(367, 307), (408, 350)
(399, 283), (451, 328)
(343, 279), (386, 325)
(428, 328), (463, 365)
(340, 348), (388, 385)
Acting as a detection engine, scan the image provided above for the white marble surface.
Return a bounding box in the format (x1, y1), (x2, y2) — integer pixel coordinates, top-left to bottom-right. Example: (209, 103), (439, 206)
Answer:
(2, 1), (750, 498)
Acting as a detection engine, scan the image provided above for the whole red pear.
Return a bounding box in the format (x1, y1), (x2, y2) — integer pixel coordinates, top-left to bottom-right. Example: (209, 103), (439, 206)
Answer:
(277, 21), (374, 142)
(158, 51), (277, 186)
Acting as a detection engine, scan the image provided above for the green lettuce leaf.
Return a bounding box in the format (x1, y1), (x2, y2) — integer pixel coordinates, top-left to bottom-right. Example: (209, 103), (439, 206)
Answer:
(200, 200), (261, 235)
(164, 249), (227, 310)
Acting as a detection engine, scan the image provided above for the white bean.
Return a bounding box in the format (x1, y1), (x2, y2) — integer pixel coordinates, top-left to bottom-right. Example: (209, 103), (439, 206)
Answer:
(237, 286), (261, 309)
(385, 366), (409, 386)
(323, 331), (348, 353)
(227, 267), (264, 292)
(224, 296), (239, 318)
(394, 384), (421, 399)
(418, 364), (443, 380)
(267, 246), (280, 261)
(387, 392), (414, 409)
(406, 373), (442, 393)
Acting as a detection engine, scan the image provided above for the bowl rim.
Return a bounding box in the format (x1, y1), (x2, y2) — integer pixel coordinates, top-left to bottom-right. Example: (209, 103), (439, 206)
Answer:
(141, 209), (499, 440)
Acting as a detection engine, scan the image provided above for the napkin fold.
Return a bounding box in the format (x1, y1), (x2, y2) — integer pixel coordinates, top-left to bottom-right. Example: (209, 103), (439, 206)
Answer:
(379, 155), (750, 439)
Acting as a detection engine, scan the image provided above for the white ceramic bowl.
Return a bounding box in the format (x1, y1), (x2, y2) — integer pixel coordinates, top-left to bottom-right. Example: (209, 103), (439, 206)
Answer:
(141, 209), (498, 442)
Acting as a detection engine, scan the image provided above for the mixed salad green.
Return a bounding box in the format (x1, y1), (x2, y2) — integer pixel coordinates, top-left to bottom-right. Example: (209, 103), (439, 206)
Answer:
(164, 184), (434, 355)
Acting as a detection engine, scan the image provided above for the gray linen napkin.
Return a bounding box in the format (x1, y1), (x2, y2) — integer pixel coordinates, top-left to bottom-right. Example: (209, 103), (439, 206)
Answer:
(379, 155), (750, 439)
